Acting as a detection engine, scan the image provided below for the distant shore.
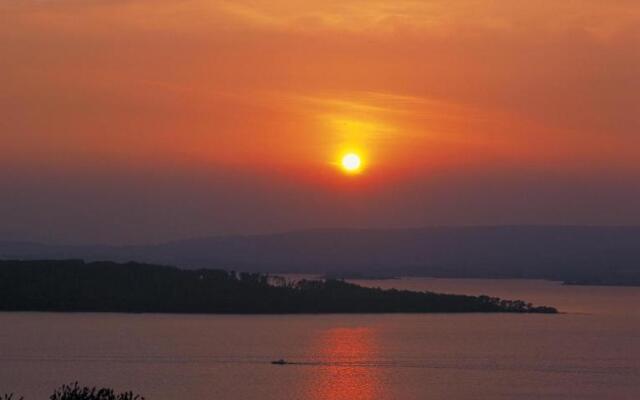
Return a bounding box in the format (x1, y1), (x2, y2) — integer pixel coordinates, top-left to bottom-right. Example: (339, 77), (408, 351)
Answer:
(323, 273), (399, 280)
(563, 279), (640, 287)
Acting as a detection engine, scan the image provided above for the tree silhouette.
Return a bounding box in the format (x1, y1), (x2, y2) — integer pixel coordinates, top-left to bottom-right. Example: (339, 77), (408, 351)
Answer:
(0, 260), (557, 314)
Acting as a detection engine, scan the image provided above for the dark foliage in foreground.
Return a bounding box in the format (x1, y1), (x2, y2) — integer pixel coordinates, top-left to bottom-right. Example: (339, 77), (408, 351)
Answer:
(0, 260), (557, 313)
(2, 394), (24, 400)
(2, 383), (143, 400)
(49, 382), (144, 400)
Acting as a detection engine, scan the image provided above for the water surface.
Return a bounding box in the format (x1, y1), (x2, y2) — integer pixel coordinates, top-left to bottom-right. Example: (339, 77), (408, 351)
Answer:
(1, 279), (638, 399)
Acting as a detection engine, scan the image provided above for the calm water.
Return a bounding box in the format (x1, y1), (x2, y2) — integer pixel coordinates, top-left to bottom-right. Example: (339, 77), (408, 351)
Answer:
(1, 279), (639, 399)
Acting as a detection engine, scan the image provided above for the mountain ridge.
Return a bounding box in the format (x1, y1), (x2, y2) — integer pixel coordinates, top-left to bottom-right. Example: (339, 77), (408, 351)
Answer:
(2, 226), (640, 284)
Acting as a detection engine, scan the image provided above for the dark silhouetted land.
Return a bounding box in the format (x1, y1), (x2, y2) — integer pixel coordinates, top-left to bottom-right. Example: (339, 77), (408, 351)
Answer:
(2, 226), (640, 285)
(0, 260), (556, 314)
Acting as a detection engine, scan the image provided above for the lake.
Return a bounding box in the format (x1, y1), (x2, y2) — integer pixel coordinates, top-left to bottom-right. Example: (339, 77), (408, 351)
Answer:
(1, 278), (639, 399)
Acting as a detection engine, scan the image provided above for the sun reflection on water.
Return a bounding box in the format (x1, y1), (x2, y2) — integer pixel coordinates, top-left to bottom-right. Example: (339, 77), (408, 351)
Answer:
(307, 327), (384, 400)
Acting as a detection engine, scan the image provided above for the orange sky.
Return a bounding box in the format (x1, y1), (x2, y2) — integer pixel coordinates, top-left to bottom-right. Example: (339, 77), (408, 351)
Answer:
(1, 1), (640, 243)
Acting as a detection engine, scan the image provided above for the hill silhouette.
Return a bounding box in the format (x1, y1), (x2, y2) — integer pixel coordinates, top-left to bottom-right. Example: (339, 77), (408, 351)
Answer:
(2, 226), (640, 284)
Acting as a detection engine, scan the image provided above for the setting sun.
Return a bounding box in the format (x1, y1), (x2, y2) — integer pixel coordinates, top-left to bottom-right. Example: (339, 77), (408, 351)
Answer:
(341, 153), (362, 173)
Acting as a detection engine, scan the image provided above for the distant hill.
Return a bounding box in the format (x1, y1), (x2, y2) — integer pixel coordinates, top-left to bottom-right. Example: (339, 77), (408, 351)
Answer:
(0, 260), (556, 314)
(2, 226), (640, 284)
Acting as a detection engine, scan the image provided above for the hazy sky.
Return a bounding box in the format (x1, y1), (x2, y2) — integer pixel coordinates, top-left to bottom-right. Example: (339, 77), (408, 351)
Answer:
(2, 0), (640, 244)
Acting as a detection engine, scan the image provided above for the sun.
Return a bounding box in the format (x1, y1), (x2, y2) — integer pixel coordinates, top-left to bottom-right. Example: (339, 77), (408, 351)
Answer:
(341, 153), (362, 173)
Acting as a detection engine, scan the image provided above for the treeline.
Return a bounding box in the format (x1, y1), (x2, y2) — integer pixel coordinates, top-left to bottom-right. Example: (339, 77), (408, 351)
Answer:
(0, 260), (557, 314)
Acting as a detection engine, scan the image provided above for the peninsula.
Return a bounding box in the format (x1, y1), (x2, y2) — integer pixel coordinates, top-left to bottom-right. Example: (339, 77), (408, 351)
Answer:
(0, 260), (557, 314)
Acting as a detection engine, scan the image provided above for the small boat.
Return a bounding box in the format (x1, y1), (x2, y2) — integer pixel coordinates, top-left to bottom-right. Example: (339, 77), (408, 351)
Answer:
(271, 359), (288, 365)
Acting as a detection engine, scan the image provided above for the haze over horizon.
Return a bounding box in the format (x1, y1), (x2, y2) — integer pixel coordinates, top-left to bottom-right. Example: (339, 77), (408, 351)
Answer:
(3, 0), (640, 245)
(3, 224), (640, 248)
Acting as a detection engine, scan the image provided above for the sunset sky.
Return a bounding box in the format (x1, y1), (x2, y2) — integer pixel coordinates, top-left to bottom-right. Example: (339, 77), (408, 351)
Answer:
(2, 0), (640, 244)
